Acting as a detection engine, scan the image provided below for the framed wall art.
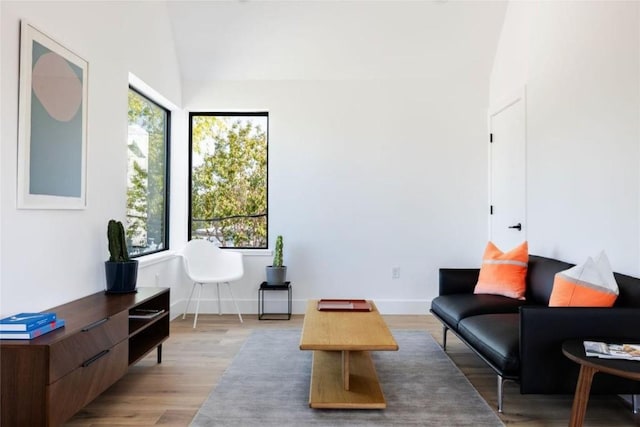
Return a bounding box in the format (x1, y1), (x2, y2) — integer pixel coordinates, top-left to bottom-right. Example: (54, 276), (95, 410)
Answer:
(17, 21), (88, 209)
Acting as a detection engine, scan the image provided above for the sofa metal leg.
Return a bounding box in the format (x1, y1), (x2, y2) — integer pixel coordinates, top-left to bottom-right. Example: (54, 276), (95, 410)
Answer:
(442, 325), (448, 351)
(497, 375), (505, 413)
(633, 394), (639, 414)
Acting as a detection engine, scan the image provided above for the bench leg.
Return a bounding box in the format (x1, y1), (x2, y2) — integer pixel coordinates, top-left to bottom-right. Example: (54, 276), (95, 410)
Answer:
(497, 375), (505, 413)
(633, 394), (639, 414)
(442, 325), (448, 351)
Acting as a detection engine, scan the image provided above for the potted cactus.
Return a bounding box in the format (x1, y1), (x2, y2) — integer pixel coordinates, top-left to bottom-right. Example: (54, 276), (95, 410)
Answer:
(265, 235), (287, 286)
(104, 219), (138, 294)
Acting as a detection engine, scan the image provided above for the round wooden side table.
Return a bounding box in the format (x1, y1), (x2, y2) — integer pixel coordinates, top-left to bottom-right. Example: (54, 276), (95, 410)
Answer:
(562, 340), (640, 427)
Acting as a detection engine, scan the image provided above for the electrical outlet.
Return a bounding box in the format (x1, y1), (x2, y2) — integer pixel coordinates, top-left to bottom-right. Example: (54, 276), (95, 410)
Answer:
(392, 267), (400, 279)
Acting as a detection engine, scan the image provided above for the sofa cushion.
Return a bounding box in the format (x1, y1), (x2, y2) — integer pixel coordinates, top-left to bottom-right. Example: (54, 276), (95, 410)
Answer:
(431, 294), (525, 330)
(526, 255), (574, 305)
(549, 252), (618, 307)
(458, 314), (520, 377)
(474, 241), (528, 300)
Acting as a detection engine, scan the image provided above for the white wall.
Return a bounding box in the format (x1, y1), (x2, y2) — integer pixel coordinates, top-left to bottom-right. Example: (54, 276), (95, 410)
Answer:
(18, 1), (632, 318)
(490, 1), (640, 275)
(6, 1), (638, 318)
(0, 1), (182, 315)
(180, 1), (508, 314)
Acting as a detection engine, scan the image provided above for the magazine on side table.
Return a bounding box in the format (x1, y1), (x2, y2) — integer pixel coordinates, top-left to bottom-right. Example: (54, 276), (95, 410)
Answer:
(583, 341), (640, 361)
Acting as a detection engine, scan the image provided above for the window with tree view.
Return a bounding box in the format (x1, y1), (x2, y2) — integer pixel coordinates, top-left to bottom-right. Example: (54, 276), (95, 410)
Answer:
(189, 112), (267, 249)
(126, 88), (170, 256)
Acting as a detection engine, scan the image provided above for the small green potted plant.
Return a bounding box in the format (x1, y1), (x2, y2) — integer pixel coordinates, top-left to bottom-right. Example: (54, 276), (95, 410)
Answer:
(265, 235), (287, 286)
(104, 219), (138, 294)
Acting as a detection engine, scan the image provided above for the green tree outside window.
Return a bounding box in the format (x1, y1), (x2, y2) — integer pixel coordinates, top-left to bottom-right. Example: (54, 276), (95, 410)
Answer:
(126, 89), (169, 256)
(190, 113), (267, 248)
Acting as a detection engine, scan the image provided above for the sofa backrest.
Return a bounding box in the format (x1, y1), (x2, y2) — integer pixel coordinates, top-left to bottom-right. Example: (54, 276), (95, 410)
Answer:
(526, 255), (573, 305)
(526, 254), (640, 307)
(612, 272), (640, 307)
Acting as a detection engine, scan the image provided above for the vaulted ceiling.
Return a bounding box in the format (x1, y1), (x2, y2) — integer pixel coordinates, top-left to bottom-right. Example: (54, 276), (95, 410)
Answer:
(166, 1), (508, 82)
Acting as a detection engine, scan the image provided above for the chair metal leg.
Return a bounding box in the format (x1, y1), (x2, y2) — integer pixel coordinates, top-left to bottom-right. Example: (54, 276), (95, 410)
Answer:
(633, 394), (639, 414)
(216, 283), (222, 315)
(497, 375), (505, 413)
(442, 325), (448, 351)
(225, 282), (243, 323)
(183, 282), (197, 320)
(193, 283), (203, 328)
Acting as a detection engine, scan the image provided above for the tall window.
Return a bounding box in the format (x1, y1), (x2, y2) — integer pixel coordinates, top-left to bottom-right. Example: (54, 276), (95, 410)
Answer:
(189, 112), (268, 249)
(126, 87), (170, 256)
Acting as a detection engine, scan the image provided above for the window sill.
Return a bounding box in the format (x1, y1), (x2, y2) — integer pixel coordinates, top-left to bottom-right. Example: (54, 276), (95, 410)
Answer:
(136, 251), (178, 268)
(134, 248), (271, 267)
(231, 249), (273, 257)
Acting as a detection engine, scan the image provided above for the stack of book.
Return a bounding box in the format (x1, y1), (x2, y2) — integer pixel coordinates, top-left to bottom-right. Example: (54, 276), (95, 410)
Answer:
(0, 312), (65, 339)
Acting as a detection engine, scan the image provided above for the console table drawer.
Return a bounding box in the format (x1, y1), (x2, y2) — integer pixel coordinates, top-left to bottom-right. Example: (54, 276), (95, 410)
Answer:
(47, 339), (128, 426)
(49, 311), (128, 382)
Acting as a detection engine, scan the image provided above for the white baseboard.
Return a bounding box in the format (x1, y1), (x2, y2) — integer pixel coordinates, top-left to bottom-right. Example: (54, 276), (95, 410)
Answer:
(170, 298), (433, 317)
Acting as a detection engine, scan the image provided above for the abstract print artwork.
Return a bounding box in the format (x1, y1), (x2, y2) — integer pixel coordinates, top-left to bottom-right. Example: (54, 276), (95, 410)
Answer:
(17, 22), (88, 209)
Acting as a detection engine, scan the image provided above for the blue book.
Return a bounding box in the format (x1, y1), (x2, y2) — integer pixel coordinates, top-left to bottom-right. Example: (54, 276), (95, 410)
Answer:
(0, 319), (65, 340)
(0, 312), (57, 331)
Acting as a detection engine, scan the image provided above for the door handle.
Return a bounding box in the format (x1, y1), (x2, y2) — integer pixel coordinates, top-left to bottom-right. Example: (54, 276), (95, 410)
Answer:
(508, 223), (522, 231)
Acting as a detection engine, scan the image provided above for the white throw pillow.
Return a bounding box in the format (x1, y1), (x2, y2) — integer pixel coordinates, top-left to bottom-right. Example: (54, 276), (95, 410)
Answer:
(549, 251), (619, 307)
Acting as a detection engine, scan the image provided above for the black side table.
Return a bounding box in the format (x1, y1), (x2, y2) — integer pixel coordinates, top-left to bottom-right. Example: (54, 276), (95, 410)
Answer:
(258, 281), (292, 320)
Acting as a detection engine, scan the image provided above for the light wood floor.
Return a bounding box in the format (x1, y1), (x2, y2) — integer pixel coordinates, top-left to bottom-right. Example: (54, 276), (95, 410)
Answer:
(66, 314), (640, 426)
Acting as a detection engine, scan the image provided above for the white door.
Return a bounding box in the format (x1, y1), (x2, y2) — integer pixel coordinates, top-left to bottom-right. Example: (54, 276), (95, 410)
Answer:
(488, 90), (526, 250)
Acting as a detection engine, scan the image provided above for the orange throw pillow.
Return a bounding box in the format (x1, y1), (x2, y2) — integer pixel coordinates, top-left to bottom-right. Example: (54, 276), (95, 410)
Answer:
(549, 252), (618, 307)
(474, 241), (528, 300)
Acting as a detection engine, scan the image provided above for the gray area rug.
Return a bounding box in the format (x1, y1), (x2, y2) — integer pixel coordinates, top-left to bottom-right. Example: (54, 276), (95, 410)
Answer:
(191, 329), (504, 426)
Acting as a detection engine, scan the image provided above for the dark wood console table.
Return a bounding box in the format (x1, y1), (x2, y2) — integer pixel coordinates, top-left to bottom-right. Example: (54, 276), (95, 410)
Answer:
(0, 287), (170, 426)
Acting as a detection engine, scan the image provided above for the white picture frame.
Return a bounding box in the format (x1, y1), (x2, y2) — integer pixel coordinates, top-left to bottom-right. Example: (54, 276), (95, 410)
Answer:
(17, 21), (88, 209)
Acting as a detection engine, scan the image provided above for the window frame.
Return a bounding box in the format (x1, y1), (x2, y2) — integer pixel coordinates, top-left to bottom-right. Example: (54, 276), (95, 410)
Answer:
(127, 85), (171, 258)
(188, 111), (269, 250)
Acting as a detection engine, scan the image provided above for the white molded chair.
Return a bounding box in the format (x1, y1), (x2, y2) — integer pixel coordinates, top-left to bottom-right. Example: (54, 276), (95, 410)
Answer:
(180, 239), (244, 327)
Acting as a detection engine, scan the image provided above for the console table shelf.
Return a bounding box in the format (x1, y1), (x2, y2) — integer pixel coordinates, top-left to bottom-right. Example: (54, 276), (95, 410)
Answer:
(0, 287), (170, 426)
